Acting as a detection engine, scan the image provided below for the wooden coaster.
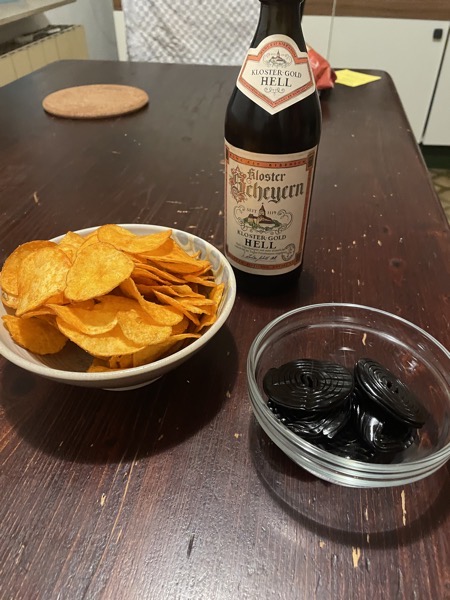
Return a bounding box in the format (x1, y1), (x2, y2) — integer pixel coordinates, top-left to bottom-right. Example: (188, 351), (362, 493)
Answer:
(42, 84), (149, 119)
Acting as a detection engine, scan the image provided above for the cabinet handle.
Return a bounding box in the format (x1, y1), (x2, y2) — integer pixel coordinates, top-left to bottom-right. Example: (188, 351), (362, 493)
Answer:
(433, 28), (443, 41)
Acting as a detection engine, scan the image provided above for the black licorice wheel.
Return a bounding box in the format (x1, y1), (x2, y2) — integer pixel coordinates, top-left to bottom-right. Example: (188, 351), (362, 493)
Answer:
(263, 357), (426, 463)
(268, 399), (351, 441)
(263, 359), (354, 413)
(352, 399), (417, 454)
(320, 428), (378, 462)
(354, 358), (427, 428)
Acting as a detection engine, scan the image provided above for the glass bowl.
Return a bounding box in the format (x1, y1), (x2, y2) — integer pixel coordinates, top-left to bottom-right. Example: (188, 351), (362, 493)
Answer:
(247, 303), (450, 488)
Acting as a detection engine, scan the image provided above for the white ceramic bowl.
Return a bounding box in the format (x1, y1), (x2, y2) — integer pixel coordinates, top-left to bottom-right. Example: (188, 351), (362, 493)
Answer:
(0, 224), (236, 390)
(248, 303), (450, 488)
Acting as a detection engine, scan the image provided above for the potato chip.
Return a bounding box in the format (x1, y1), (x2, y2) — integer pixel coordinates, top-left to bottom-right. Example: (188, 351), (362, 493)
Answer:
(151, 259), (209, 275)
(132, 262), (185, 284)
(209, 283), (225, 307)
(132, 268), (167, 286)
(135, 283), (158, 297)
(96, 294), (143, 312)
(45, 292), (68, 306)
(57, 231), (84, 263)
(119, 278), (183, 326)
(131, 333), (200, 367)
(189, 263), (214, 277)
(109, 354), (134, 370)
(171, 315), (190, 335)
(117, 309), (172, 346)
(77, 231), (101, 249)
(0, 240), (56, 296)
(152, 285), (204, 298)
(97, 224), (172, 254)
(22, 306), (57, 319)
(196, 283), (225, 330)
(87, 362), (116, 373)
(150, 242), (202, 265)
(131, 269), (165, 287)
(65, 241), (134, 301)
(86, 355), (133, 372)
(184, 299), (216, 314)
(152, 290), (200, 325)
(183, 274), (217, 287)
(16, 246), (71, 316)
(57, 318), (144, 357)
(2, 314), (67, 354)
(48, 302), (118, 335)
(97, 293), (167, 328)
(1, 289), (18, 309)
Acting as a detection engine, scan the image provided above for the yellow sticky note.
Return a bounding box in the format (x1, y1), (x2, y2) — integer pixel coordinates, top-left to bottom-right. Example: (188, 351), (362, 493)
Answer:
(335, 69), (381, 87)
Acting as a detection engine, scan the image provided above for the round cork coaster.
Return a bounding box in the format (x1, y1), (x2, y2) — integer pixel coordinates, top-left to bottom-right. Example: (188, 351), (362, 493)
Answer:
(42, 84), (149, 119)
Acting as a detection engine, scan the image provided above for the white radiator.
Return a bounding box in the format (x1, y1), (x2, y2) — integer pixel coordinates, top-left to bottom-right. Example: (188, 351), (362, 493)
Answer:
(0, 24), (88, 87)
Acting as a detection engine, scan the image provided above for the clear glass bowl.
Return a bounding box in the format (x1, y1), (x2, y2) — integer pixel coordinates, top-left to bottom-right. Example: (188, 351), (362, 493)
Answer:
(247, 303), (450, 488)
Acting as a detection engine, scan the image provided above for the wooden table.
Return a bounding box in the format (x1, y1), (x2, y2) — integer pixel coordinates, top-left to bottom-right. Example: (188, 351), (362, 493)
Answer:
(0, 60), (449, 599)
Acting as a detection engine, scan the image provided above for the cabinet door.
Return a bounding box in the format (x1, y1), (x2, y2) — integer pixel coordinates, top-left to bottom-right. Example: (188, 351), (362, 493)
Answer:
(422, 29), (450, 146)
(328, 17), (448, 141)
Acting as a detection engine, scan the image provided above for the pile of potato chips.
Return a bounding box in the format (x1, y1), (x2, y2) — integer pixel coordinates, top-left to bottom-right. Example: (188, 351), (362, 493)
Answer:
(0, 225), (224, 371)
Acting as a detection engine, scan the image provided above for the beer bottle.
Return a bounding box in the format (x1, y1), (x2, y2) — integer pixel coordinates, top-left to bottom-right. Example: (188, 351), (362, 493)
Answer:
(224, 0), (321, 294)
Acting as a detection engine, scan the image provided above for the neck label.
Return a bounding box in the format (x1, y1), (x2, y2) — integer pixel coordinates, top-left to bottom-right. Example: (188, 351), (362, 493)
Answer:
(237, 34), (315, 115)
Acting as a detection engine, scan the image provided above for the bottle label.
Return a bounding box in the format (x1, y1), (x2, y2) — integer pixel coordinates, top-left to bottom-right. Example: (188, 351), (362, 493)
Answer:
(237, 34), (316, 115)
(224, 141), (317, 276)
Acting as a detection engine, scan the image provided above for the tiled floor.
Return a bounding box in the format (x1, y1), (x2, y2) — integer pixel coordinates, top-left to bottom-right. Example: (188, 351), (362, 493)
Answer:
(429, 169), (450, 222)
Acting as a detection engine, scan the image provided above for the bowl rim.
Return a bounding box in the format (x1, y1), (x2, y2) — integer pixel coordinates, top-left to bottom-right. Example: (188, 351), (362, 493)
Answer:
(247, 302), (450, 475)
(0, 223), (236, 383)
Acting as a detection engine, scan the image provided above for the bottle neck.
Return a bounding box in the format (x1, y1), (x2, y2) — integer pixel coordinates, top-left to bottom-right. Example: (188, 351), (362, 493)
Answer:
(252, 0), (305, 49)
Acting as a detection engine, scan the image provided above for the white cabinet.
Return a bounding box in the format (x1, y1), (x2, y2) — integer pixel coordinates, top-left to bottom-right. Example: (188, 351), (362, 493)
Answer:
(327, 17), (449, 142)
(422, 30), (450, 146)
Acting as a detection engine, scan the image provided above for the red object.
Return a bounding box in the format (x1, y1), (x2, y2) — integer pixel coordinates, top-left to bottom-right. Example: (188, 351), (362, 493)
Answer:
(308, 45), (336, 90)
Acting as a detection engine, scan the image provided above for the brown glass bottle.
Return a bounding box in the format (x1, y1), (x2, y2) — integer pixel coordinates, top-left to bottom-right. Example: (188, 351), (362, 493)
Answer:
(224, 0), (321, 295)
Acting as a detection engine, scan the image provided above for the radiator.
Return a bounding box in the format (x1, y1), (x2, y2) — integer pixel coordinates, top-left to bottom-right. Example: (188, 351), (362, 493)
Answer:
(0, 24), (88, 87)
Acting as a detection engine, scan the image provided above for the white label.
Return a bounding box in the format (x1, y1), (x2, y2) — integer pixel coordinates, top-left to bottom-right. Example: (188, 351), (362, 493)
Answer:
(237, 34), (315, 115)
(224, 141), (317, 276)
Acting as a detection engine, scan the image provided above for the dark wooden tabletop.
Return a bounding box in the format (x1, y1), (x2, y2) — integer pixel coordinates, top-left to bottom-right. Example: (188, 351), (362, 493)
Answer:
(0, 60), (449, 600)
